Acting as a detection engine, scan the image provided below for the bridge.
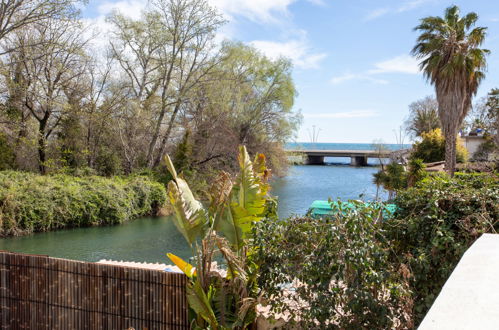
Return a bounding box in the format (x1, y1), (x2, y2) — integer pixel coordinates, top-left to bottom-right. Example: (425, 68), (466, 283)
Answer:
(287, 149), (394, 166)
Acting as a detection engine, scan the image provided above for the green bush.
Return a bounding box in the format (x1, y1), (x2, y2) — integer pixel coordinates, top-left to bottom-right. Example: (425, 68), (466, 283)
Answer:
(0, 133), (15, 171)
(411, 128), (468, 163)
(0, 171), (167, 236)
(385, 172), (499, 324)
(254, 173), (497, 328)
(253, 201), (413, 329)
(373, 158), (428, 197)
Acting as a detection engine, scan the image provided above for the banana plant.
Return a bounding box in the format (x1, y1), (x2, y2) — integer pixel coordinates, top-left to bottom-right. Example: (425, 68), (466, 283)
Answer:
(165, 146), (274, 329)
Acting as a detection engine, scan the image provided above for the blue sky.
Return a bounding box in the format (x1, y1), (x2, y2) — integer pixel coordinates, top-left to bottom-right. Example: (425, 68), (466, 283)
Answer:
(82, 0), (499, 143)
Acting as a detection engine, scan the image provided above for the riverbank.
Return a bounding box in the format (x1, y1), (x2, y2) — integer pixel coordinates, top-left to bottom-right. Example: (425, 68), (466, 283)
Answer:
(0, 163), (387, 262)
(0, 171), (167, 237)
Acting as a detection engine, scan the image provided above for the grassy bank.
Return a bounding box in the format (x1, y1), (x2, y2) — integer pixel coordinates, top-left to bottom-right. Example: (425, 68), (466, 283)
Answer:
(0, 171), (167, 236)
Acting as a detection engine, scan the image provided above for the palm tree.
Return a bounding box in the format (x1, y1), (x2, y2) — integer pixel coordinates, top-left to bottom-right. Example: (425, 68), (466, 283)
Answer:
(412, 5), (489, 175)
(405, 96), (440, 138)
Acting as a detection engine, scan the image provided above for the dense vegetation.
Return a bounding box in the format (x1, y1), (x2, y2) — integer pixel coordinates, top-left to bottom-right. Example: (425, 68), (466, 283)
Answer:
(253, 172), (498, 328)
(0, 0), (300, 180)
(254, 202), (413, 329)
(411, 128), (468, 163)
(387, 173), (498, 323)
(165, 146), (273, 329)
(0, 171), (166, 236)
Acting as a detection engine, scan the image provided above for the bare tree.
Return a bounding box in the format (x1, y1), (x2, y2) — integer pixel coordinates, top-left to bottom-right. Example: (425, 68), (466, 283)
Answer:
(108, 0), (224, 169)
(0, 0), (82, 47)
(4, 17), (89, 173)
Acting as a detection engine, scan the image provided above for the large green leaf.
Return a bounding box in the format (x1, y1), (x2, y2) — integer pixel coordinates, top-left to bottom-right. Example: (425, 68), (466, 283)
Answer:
(215, 146), (270, 250)
(165, 155), (208, 245)
(187, 280), (219, 329)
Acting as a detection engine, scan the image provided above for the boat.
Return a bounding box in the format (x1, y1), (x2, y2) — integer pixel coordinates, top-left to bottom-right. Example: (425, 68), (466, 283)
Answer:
(308, 200), (397, 219)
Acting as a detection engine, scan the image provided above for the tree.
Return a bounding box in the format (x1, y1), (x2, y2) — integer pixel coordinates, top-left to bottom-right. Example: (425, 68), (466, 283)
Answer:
(0, 0), (82, 48)
(3, 17), (89, 173)
(486, 88), (499, 150)
(405, 95), (440, 138)
(108, 0), (225, 169)
(412, 5), (489, 175)
(182, 42), (300, 176)
(411, 128), (468, 163)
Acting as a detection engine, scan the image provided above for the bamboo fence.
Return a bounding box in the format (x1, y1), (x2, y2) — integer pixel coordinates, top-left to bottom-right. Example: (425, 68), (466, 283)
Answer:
(0, 251), (188, 329)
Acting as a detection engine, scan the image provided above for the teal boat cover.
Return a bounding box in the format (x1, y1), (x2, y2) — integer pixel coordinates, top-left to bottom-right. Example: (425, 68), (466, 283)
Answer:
(309, 200), (397, 218)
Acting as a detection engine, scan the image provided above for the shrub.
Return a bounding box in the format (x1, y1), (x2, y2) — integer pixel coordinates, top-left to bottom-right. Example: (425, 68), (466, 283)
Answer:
(411, 128), (468, 163)
(165, 146), (273, 329)
(385, 173), (499, 324)
(0, 133), (15, 171)
(253, 201), (413, 329)
(373, 159), (428, 198)
(0, 171), (167, 236)
(254, 173), (497, 328)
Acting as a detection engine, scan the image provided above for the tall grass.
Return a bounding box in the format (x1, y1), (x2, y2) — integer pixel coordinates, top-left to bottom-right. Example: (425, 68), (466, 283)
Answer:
(0, 171), (167, 236)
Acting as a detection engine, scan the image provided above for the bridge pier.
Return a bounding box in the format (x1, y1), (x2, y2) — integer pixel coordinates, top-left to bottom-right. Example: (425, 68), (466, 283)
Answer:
(350, 156), (367, 166)
(306, 155), (325, 165)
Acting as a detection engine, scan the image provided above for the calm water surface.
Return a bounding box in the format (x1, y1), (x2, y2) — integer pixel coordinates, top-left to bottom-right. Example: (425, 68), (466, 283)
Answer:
(0, 143), (399, 263)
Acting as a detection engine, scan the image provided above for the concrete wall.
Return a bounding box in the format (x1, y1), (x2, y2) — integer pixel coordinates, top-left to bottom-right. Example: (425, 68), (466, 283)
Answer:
(463, 136), (485, 159)
(419, 234), (499, 330)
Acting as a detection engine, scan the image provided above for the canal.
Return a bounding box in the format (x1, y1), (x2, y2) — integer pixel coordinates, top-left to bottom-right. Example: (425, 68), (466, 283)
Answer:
(0, 160), (387, 263)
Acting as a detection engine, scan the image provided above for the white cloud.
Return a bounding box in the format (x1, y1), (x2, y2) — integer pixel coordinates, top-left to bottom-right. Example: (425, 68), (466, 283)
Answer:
(368, 55), (420, 75)
(366, 0), (436, 20)
(398, 0), (433, 12)
(366, 8), (390, 20)
(330, 73), (388, 85)
(304, 110), (379, 119)
(97, 0), (147, 20)
(209, 0), (325, 23)
(250, 33), (327, 69)
(306, 0), (327, 6)
(331, 55), (419, 85)
(208, 0), (295, 23)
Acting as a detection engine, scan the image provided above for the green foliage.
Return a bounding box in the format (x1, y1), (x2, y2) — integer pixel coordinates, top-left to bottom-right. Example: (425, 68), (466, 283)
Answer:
(0, 171), (166, 236)
(253, 201), (413, 329)
(253, 173), (497, 327)
(405, 95), (440, 138)
(411, 128), (468, 163)
(173, 129), (193, 174)
(385, 173), (499, 324)
(373, 159), (428, 197)
(0, 133), (15, 171)
(412, 5), (488, 174)
(166, 146), (275, 329)
(407, 158), (428, 187)
(94, 146), (123, 176)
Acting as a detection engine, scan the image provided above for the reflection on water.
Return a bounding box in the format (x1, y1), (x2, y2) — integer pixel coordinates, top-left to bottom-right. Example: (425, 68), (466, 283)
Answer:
(0, 161), (385, 263)
(272, 161), (387, 218)
(0, 216), (190, 263)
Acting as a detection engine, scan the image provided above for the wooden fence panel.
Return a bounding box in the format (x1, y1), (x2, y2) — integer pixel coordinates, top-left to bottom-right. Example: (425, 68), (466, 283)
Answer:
(0, 251), (188, 329)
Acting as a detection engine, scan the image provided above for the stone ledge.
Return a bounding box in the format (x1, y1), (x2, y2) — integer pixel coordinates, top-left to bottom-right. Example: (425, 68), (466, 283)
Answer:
(419, 233), (499, 330)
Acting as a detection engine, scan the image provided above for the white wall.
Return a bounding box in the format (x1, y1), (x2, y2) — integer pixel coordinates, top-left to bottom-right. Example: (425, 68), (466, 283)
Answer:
(419, 234), (499, 330)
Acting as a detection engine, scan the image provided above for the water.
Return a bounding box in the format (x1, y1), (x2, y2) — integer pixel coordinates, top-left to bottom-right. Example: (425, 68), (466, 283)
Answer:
(272, 164), (385, 218)
(0, 143), (408, 263)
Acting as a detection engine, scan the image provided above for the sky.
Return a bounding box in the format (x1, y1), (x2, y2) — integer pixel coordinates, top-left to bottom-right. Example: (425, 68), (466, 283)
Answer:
(81, 0), (499, 144)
